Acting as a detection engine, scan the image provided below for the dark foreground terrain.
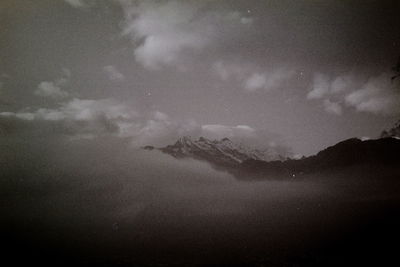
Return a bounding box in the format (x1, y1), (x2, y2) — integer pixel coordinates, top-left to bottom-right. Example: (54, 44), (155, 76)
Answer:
(1, 137), (400, 266)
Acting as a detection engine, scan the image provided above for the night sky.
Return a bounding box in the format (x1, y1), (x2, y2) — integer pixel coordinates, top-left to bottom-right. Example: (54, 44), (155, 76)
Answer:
(1, 0), (400, 155)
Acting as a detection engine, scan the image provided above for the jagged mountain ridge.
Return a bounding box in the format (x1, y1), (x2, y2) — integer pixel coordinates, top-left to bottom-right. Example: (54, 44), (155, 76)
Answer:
(238, 137), (400, 178)
(145, 136), (285, 167)
(144, 135), (400, 180)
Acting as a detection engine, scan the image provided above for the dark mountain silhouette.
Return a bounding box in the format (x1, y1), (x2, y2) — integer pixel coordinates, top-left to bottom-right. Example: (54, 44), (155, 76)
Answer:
(237, 137), (400, 179)
(147, 136), (400, 179)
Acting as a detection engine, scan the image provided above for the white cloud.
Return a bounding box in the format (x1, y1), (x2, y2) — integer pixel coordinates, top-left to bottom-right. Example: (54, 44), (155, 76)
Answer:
(103, 65), (125, 81)
(308, 73), (355, 100)
(0, 111), (35, 121)
(308, 72), (400, 116)
(201, 124), (256, 140)
(345, 73), (400, 115)
(244, 69), (295, 92)
(120, 0), (208, 69)
(212, 61), (247, 81)
(212, 61), (232, 81)
(240, 17), (253, 25)
(323, 99), (342, 115)
(0, 99), (290, 155)
(35, 81), (69, 99)
(134, 111), (177, 145)
(64, 0), (86, 8)
(330, 75), (352, 93)
(0, 98), (139, 138)
(307, 73), (330, 99)
(34, 69), (71, 99)
(120, 0), (252, 70)
(213, 61), (295, 92)
(244, 73), (267, 92)
(0, 98), (199, 146)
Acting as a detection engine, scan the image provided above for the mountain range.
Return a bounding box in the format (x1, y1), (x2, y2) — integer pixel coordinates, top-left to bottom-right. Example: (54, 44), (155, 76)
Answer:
(144, 136), (285, 169)
(238, 137), (400, 179)
(144, 121), (400, 179)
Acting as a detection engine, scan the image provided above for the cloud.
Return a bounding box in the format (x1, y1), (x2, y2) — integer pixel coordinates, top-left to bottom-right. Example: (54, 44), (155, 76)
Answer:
(244, 69), (295, 92)
(120, 0), (209, 69)
(0, 131), (326, 253)
(35, 81), (69, 99)
(0, 111), (35, 121)
(103, 65), (125, 81)
(1, 98), (139, 138)
(331, 75), (353, 94)
(244, 73), (267, 91)
(213, 61), (295, 92)
(345, 73), (400, 115)
(131, 111), (199, 146)
(323, 99), (342, 115)
(240, 17), (253, 25)
(307, 73), (330, 99)
(0, 97), (291, 157)
(212, 61), (247, 81)
(0, 97), (199, 146)
(120, 0), (252, 70)
(64, 0), (86, 8)
(307, 72), (400, 116)
(34, 69), (71, 99)
(201, 124), (256, 140)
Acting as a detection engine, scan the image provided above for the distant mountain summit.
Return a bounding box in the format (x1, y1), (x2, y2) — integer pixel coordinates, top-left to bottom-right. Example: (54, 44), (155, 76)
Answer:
(144, 134), (400, 180)
(381, 120), (400, 138)
(146, 136), (285, 168)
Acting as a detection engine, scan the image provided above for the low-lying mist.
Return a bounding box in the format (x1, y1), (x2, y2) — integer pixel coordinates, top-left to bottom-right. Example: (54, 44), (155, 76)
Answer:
(1, 136), (400, 266)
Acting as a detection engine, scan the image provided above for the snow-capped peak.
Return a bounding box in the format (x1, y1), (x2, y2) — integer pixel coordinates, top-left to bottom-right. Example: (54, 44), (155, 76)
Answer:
(158, 136), (284, 167)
